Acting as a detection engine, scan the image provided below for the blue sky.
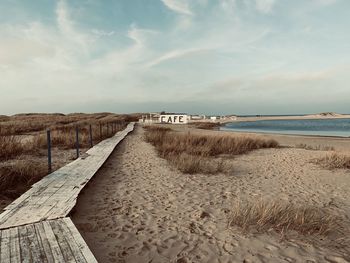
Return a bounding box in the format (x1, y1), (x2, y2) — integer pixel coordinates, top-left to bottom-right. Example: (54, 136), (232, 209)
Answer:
(0, 0), (349, 115)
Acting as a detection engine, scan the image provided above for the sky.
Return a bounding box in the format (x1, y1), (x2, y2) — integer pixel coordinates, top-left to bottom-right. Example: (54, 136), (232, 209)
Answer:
(0, 0), (349, 115)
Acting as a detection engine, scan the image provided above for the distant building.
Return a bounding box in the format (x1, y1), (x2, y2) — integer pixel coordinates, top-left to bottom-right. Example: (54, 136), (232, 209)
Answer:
(190, 115), (206, 120)
(159, 113), (188, 124)
(139, 112), (189, 124)
(210, 116), (220, 121)
(139, 112), (237, 124)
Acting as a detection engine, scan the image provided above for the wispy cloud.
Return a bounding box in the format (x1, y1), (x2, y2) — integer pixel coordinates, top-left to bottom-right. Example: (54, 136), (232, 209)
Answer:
(146, 48), (212, 67)
(161, 0), (193, 15)
(255, 0), (276, 13)
(313, 0), (338, 6)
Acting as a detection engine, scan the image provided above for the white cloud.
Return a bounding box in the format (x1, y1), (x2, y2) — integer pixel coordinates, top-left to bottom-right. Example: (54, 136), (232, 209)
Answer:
(313, 0), (338, 6)
(161, 0), (193, 15)
(255, 0), (276, 13)
(91, 29), (115, 37)
(127, 25), (158, 47)
(146, 48), (211, 67)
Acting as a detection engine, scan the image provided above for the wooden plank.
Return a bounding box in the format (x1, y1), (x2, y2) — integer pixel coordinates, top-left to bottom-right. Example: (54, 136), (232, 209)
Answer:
(48, 220), (76, 263)
(0, 218), (98, 263)
(56, 220), (87, 263)
(0, 228), (10, 263)
(41, 221), (66, 262)
(63, 218), (97, 263)
(26, 223), (47, 263)
(34, 222), (56, 263)
(9, 227), (21, 263)
(18, 225), (31, 263)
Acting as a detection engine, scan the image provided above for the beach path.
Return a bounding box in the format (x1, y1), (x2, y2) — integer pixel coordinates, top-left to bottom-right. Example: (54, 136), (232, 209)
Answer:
(72, 125), (350, 263)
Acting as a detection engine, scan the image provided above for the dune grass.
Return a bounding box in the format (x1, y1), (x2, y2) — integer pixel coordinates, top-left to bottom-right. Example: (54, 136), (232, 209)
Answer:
(229, 200), (343, 237)
(144, 125), (279, 174)
(314, 152), (350, 169)
(0, 136), (24, 160)
(192, 122), (221, 130)
(0, 113), (139, 136)
(0, 159), (47, 198)
(296, 143), (335, 151)
(168, 153), (225, 174)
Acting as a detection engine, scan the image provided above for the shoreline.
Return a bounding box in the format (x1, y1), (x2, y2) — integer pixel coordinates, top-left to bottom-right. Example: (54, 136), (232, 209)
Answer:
(233, 114), (350, 122)
(215, 116), (350, 139)
(219, 128), (350, 139)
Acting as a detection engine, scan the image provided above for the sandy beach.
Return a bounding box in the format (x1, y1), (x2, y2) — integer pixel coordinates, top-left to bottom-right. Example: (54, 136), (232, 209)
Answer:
(72, 125), (350, 262)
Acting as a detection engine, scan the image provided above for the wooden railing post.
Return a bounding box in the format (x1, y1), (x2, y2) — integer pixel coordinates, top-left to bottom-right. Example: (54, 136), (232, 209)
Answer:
(99, 122), (102, 139)
(47, 129), (52, 173)
(89, 124), (93, 148)
(75, 126), (79, 158)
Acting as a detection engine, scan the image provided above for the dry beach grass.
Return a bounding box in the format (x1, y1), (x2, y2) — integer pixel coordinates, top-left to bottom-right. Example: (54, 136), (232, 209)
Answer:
(229, 199), (343, 237)
(0, 159), (47, 199)
(314, 152), (350, 169)
(144, 125), (279, 174)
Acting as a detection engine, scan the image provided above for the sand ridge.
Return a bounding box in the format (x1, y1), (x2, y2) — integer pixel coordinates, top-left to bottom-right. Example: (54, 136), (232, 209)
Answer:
(72, 126), (350, 263)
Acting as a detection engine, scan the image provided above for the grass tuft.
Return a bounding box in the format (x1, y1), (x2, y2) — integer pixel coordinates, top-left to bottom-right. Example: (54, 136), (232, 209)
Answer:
(229, 200), (343, 237)
(0, 160), (47, 198)
(168, 153), (225, 174)
(144, 125), (278, 174)
(296, 143), (335, 151)
(0, 136), (26, 160)
(314, 152), (350, 169)
(192, 122), (221, 130)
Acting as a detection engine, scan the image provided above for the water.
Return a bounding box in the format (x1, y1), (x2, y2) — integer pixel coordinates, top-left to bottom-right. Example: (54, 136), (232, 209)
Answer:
(222, 118), (350, 137)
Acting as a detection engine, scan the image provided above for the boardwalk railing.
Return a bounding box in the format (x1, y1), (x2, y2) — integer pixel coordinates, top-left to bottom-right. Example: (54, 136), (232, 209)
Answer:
(0, 122), (135, 262)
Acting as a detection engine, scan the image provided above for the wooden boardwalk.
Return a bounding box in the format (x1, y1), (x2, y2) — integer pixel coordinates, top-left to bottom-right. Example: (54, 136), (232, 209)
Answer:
(0, 122), (135, 262)
(0, 218), (96, 263)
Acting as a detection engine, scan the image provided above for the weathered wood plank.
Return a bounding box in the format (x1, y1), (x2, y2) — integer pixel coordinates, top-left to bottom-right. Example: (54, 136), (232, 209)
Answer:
(56, 220), (87, 263)
(63, 218), (97, 263)
(34, 222), (56, 263)
(9, 227), (21, 263)
(26, 223), (47, 263)
(18, 225), (30, 263)
(41, 220), (66, 262)
(0, 228), (11, 262)
(49, 220), (76, 263)
(0, 218), (98, 263)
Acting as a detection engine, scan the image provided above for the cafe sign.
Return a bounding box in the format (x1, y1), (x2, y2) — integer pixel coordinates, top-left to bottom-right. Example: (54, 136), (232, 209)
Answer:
(159, 114), (188, 124)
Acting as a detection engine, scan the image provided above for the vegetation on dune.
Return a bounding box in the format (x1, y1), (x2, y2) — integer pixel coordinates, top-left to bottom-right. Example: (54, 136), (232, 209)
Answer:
(0, 159), (47, 199)
(296, 143), (335, 151)
(229, 200), (343, 237)
(0, 112), (140, 202)
(0, 136), (27, 160)
(143, 125), (279, 174)
(314, 152), (350, 169)
(191, 122), (221, 130)
(0, 113), (140, 136)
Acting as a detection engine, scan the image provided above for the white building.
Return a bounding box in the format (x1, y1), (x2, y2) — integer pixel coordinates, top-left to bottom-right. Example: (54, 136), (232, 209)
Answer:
(159, 114), (188, 124)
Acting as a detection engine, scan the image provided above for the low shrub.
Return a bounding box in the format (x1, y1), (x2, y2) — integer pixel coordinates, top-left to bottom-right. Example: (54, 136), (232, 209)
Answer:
(314, 153), (350, 169)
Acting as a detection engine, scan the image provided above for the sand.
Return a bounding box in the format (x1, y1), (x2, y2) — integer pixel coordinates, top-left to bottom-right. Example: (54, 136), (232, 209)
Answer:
(72, 125), (350, 263)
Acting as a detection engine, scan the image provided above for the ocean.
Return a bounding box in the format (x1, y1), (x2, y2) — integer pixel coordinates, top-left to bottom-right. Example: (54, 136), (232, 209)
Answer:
(221, 118), (350, 137)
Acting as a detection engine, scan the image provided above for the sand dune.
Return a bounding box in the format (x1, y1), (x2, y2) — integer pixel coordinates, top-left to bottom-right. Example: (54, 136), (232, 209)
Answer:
(72, 126), (350, 262)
